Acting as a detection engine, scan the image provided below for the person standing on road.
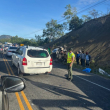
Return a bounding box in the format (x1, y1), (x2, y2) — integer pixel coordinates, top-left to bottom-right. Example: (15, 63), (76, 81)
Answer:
(86, 52), (91, 67)
(67, 48), (75, 81)
(76, 51), (80, 65)
(80, 51), (86, 67)
(79, 50), (82, 65)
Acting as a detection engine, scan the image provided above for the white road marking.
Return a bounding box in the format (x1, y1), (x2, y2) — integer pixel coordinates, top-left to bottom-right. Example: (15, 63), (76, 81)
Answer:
(58, 68), (110, 92)
(75, 75), (110, 92)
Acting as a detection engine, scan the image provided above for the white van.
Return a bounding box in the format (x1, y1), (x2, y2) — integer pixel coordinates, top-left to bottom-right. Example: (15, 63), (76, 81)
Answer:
(12, 46), (52, 76)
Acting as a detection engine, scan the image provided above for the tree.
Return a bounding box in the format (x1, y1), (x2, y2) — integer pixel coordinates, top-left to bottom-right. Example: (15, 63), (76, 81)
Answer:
(42, 19), (64, 39)
(69, 16), (83, 30)
(89, 9), (99, 19)
(82, 15), (88, 22)
(86, 17), (92, 22)
(63, 4), (77, 22)
(35, 35), (41, 42)
(82, 15), (92, 22)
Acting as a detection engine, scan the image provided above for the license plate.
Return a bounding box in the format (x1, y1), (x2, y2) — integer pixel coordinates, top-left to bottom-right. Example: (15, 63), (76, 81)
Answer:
(36, 62), (42, 65)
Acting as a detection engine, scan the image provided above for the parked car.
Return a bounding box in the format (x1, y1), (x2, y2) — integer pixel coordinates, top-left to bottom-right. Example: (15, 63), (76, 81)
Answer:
(0, 75), (26, 110)
(6, 47), (18, 56)
(52, 48), (58, 53)
(12, 46), (52, 76)
(4, 46), (9, 51)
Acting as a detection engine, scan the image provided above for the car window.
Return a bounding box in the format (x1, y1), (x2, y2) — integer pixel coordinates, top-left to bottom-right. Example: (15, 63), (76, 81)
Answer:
(19, 48), (23, 55)
(16, 48), (20, 54)
(9, 47), (18, 49)
(27, 50), (49, 58)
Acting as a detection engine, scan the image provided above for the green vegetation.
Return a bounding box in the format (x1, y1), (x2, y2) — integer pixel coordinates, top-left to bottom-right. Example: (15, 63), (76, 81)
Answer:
(0, 35), (38, 46)
(73, 61), (110, 79)
(34, 4), (110, 42)
(69, 16), (83, 30)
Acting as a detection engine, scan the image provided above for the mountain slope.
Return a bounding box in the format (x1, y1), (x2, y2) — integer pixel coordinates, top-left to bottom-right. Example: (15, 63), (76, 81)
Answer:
(0, 35), (12, 39)
(45, 15), (110, 66)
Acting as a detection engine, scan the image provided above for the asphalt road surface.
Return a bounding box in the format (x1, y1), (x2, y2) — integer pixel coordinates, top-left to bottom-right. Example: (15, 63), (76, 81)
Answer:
(0, 53), (110, 110)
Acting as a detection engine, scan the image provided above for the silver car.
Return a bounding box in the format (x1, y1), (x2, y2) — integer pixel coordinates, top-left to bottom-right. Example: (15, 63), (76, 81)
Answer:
(4, 46), (9, 52)
(0, 75), (26, 110)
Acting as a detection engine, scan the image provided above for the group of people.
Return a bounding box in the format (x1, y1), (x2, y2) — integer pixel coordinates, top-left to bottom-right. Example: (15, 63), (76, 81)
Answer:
(76, 50), (91, 67)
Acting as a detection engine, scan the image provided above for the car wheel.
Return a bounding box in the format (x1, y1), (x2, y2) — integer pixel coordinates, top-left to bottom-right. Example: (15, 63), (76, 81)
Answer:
(18, 66), (23, 77)
(45, 72), (50, 75)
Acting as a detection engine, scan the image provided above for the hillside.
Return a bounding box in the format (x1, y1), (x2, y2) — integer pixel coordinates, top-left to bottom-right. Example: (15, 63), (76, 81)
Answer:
(0, 35), (12, 39)
(45, 15), (110, 67)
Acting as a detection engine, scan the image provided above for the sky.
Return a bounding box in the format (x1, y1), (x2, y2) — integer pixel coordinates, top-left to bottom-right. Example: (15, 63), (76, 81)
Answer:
(0, 0), (110, 39)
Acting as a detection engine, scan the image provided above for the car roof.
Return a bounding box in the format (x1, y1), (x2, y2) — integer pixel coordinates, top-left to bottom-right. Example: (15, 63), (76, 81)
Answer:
(28, 46), (44, 50)
(22, 46), (45, 50)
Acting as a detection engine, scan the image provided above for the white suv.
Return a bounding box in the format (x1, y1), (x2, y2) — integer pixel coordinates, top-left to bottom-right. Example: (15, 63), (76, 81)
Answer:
(12, 46), (52, 76)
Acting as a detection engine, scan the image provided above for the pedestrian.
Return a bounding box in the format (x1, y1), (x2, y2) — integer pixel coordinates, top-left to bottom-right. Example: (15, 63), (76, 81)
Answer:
(76, 51), (80, 65)
(79, 50), (82, 65)
(86, 52), (91, 67)
(80, 51), (86, 67)
(67, 48), (75, 81)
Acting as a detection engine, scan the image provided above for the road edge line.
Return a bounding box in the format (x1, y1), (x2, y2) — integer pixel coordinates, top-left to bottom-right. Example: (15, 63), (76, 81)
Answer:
(21, 91), (33, 110)
(3, 57), (25, 110)
(5, 56), (33, 110)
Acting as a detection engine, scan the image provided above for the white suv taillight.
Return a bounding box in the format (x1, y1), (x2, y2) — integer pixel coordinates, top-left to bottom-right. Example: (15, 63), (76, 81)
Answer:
(22, 58), (27, 65)
(50, 58), (52, 65)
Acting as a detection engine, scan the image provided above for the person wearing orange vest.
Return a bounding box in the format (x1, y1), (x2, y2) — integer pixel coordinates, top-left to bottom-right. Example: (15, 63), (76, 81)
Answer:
(67, 48), (75, 81)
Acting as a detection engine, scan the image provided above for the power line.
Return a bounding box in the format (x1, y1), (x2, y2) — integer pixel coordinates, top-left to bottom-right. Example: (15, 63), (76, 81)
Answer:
(55, 1), (101, 23)
(57, 0), (108, 23)
(24, 0), (108, 38)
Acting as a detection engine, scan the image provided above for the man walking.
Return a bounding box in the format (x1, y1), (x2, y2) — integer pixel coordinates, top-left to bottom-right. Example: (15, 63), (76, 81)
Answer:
(67, 48), (75, 81)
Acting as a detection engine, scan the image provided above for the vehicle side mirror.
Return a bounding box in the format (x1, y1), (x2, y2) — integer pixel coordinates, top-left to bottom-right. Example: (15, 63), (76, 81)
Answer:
(1, 75), (26, 93)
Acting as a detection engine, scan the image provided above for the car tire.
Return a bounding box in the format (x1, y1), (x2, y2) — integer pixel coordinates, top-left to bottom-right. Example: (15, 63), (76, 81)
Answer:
(18, 66), (23, 77)
(45, 72), (50, 75)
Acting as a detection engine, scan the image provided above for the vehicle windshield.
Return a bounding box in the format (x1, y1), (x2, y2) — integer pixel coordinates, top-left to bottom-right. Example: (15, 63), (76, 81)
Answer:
(27, 50), (49, 58)
(9, 47), (18, 49)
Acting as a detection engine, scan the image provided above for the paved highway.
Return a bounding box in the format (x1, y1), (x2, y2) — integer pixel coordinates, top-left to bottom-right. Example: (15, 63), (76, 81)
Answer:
(0, 54), (110, 110)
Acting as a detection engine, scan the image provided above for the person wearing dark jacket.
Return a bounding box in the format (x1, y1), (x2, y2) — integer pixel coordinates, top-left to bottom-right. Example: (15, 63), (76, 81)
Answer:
(86, 52), (91, 67)
(80, 51), (86, 67)
(76, 51), (80, 65)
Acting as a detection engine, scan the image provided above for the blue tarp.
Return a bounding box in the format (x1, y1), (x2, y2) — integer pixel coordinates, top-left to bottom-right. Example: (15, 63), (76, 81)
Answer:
(83, 68), (91, 73)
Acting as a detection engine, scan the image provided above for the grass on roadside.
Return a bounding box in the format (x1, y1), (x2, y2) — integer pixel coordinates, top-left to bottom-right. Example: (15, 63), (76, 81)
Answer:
(73, 60), (110, 79)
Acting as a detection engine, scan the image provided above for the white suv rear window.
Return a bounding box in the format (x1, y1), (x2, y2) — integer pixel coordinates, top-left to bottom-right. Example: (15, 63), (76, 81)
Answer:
(27, 50), (49, 58)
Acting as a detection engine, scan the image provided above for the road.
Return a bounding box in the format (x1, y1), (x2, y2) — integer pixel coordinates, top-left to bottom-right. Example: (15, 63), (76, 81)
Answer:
(0, 53), (110, 110)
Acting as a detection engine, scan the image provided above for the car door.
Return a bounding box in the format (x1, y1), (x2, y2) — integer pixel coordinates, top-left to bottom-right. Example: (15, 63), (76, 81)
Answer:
(17, 48), (24, 68)
(13, 48), (20, 67)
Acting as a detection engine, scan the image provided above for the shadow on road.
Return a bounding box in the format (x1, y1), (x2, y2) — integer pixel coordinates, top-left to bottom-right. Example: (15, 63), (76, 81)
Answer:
(25, 77), (101, 110)
(0, 54), (10, 75)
